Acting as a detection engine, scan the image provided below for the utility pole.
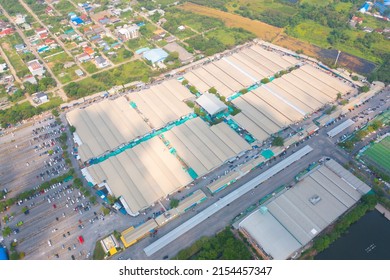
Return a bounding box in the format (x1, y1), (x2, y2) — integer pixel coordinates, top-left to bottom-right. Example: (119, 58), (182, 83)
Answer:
(335, 50), (341, 67)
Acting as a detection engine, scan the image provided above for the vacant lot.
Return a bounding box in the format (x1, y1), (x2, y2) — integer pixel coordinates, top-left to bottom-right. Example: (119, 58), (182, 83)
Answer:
(179, 2), (282, 42)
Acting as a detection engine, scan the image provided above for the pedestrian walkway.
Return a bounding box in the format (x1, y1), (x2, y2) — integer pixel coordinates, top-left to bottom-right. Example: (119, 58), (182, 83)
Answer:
(375, 204), (390, 221)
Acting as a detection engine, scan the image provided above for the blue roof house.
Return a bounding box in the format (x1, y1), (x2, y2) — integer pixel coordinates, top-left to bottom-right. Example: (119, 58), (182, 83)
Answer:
(143, 48), (168, 64)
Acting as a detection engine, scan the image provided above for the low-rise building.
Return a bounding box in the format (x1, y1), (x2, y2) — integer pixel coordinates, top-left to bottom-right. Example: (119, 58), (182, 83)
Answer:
(115, 24), (139, 41)
(76, 53), (90, 63)
(143, 48), (168, 65)
(27, 59), (45, 76)
(94, 56), (109, 68)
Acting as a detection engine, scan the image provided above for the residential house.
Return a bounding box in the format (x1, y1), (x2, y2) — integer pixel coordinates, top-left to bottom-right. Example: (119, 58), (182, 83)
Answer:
(76, 53), (90, 63)
(14, 44), (27, 52)
(157, 18), (167, 26)
(0, 63), (8, 73)
(34, 92), (48, 103)
(0, 27), (14, 37)
(23, 75), (37, 85)
(20, 23), (32, 30)
(64, 61), (75, 69)
(94, 56), (109, 68)
(83, 46), (95, 56)
(75, 69), (84, 77)
(14, 14), (26, 25)
(45, 6), (54, 16)
(115, 24), (139, 41)
(27, 59), (45, 76)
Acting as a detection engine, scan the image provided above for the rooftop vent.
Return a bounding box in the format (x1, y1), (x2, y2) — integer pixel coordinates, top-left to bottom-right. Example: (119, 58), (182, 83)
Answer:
(309, 195), (321, 205)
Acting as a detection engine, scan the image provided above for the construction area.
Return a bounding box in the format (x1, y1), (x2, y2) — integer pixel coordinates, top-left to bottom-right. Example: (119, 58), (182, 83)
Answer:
(238, 159), (371, 260)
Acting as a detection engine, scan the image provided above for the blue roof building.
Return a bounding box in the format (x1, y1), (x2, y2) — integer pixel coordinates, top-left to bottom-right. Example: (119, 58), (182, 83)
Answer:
(71, 17), (84, 25)
(143, 48), (168, 64)
(0, 247), (8, 260)
(359, 2), (371, 13)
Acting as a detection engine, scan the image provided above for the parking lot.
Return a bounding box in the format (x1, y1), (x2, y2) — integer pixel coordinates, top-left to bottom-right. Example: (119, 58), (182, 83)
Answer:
(0, 116), (69, 198)
(1, 178), (117, 260)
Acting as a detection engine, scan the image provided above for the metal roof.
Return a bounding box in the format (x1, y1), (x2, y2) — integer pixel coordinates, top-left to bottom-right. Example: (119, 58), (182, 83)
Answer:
(66, 97), (151, 162)
(327, 119), (355, 138)
(143, 48), (168, 63)
(196, 93), (227, 116)
(239, 161), (368, 259)
(86, 137), (192, 215)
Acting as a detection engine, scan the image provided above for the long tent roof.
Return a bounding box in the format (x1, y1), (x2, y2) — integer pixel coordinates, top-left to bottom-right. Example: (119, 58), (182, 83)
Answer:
(163, 118), (251, 176)
(128, 82), (192, 129)
(66, 97), (151, 162)
(86, 137), (192, 215)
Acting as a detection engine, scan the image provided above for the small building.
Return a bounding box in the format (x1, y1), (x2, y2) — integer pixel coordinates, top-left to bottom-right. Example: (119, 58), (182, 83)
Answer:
(115, 24), (139, 41)
(0, 63), (8, 73)
(34, 92), (48, 103)
(177, 25), (186, 31)
(45, 6), (54, 16)
(195, 93), (228, 116)
(0, 27), (14, 37)
(14, 44), (26, 52)
(143, 48), (168, 64)
(83, 46), (95, 56)
(76, 53), (90, 63)
(100, 234), (120, 256)
(23, 75), (37, 84)
(14, 14), (26, 25)
(64, 61), (75, 69)
(94, 56), (109, 68)
(75, 69), (84, 77)
(27, 59), (45, 76)
(359, 2), (371, 13)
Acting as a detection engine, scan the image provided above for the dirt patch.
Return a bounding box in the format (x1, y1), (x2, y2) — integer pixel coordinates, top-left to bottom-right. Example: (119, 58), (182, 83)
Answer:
(272, 33), (318, 57)
(1, 42), (12, 52)
(179, 2), (282, 42)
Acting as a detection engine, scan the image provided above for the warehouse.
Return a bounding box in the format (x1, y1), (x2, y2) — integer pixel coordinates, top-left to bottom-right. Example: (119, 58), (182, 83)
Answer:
(128, 80), (193, 129)
(66, 97), (151, 162)
(176, 189), (207, 214)
(163, 118), (251, 177)
(121, 219), (158, 248)
(239, 159), (371, 259)
(84, 137), (193, 216)
(207, 171), (240, 194)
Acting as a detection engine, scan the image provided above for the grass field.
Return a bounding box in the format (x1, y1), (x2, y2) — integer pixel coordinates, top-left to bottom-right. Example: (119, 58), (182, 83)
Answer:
(179, 2), (282, 42)
(363, 136), (390, 175)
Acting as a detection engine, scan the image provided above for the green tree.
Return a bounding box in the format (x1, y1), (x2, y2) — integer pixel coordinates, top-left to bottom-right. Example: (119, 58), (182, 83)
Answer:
(69, 125), (76, 133)
(170, 198), (179, 208)
(51, 109), (59, 117)
(2, 226), (11, 237)
(261, 78), (270, 84)
(208, 87), (217, 94)
(272, 136), (284, 147)
(361, 85), (370, 92)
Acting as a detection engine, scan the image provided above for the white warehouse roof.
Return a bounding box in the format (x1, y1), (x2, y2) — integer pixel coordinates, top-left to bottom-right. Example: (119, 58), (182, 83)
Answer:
(196, 93), (227, 116)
